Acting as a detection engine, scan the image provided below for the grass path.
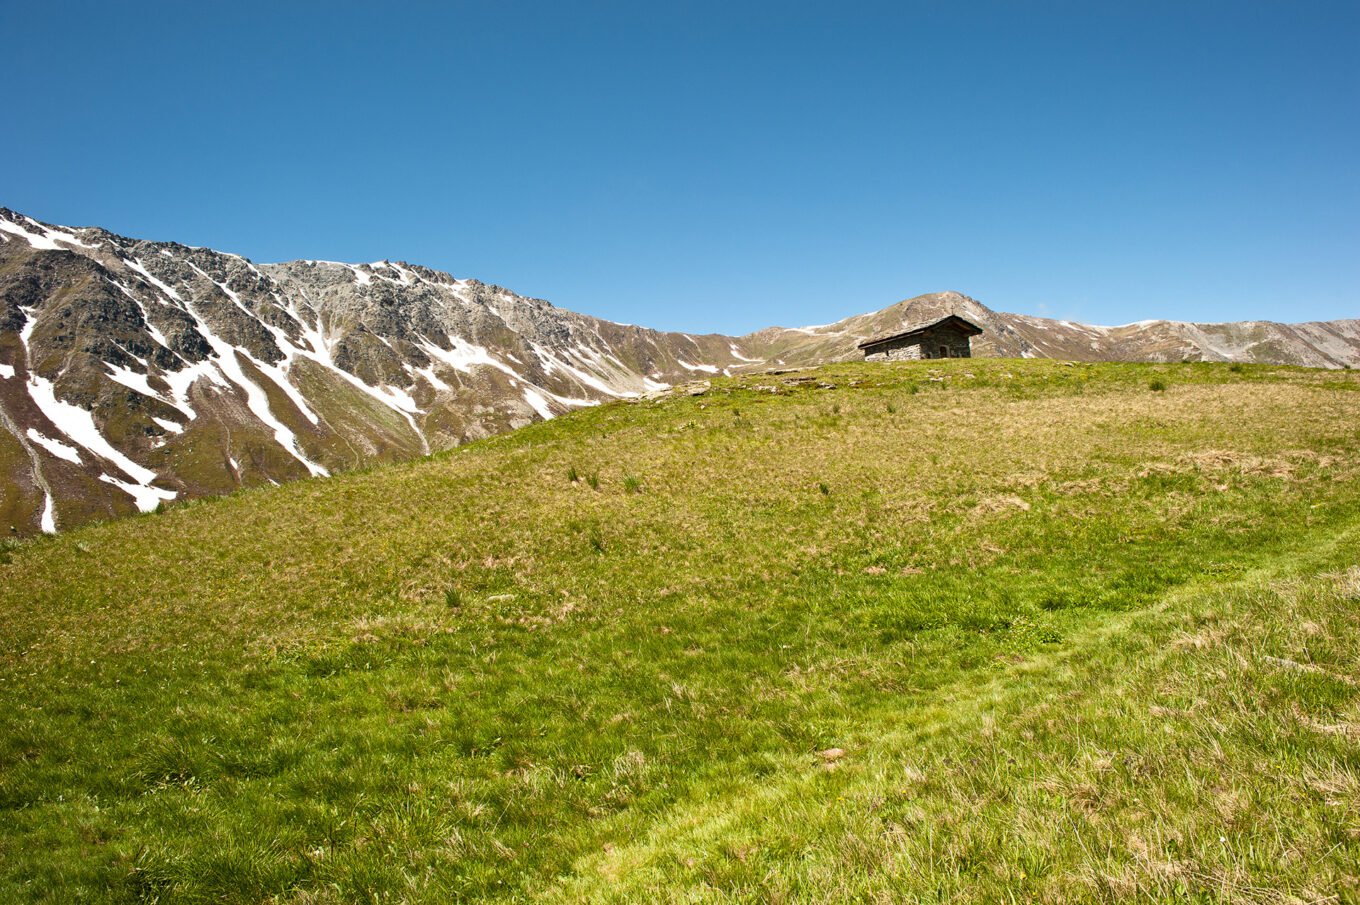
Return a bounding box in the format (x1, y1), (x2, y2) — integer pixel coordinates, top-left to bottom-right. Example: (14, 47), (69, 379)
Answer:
(545, 521), (1360, 903)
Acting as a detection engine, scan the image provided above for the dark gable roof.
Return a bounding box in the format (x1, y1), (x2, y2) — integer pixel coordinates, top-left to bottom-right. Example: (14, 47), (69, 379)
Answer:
(857, 314), (984, 350)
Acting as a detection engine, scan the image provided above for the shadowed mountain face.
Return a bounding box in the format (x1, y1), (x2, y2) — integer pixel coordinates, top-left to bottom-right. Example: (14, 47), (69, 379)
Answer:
(2, 208), (1356, 535)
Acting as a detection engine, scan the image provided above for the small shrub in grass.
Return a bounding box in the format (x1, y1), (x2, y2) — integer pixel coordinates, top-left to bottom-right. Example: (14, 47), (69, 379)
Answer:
(832, 403), (841, 414)
(907, 383), (920, 395)
(1149, 379), (1167, 392)
(818, 482), (830, 496)
(886, 402), (897, 414)
(588, 529), (605, 554)
(444, 588), (461, 608)
(1229, 363), (1245, 374)
(586, 472), (599, 490)
(567, 466), (579, 483)
(623, 475), (642, 494)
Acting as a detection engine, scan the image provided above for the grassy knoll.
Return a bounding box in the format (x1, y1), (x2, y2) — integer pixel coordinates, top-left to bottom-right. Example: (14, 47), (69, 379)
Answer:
(1, 359), (1358, 903)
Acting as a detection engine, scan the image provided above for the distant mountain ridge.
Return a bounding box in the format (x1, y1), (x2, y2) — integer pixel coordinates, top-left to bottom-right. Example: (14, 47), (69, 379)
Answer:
(751, 295), (1360, 370)
(2, 207), (1356, 534)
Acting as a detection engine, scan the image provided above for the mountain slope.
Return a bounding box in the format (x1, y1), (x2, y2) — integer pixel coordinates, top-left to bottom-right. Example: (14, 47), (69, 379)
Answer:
(2, 207), (1356, 535)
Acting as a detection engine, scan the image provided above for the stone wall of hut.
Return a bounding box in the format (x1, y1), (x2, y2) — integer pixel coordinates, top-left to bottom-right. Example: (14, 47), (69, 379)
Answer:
(864, 328), (973, 361)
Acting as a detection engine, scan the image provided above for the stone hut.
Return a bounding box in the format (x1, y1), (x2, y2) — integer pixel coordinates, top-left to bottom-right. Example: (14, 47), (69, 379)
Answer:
(858, 315), (983, 361)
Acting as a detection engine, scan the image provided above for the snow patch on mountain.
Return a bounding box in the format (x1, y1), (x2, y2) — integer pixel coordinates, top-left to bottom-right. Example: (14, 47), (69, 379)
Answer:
(0, 215), (98, 251)
(421, 337), (521, 380)
(125, 258), (184, 302)
(522, 387), (554, 420)
(26, 375), (155, 482)
(106, 363), (189, 416)
(151, 417), (185, 435)
(98, 473), (176, 513)
(26, 429), (82, 464)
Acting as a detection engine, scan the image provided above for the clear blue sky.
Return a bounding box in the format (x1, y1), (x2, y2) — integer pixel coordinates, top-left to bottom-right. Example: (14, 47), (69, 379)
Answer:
(4, 1), (1357, 333)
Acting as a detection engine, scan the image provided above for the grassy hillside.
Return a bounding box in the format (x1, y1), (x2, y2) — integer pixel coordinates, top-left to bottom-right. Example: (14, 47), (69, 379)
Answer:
(2, 359), (1358, 903)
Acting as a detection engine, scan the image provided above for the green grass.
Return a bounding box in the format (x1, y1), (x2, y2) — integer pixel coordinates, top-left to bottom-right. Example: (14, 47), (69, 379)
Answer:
(1, 359), (1359, 903)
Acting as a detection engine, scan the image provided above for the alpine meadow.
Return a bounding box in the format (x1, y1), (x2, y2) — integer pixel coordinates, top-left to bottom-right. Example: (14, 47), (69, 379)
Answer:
(6, 2), (1360, 902)
(3, 360), (1359, 902)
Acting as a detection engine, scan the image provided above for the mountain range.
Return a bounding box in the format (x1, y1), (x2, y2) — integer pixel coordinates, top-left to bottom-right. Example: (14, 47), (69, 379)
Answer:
(2, 206), (1357, 535)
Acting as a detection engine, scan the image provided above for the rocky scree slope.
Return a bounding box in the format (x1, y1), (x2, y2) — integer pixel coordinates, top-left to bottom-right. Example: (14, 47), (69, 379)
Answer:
(2, 208), (1356, 535)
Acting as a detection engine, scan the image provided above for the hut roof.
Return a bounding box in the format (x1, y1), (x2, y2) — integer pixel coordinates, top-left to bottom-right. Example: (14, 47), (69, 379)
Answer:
(857, 314), (984, 350)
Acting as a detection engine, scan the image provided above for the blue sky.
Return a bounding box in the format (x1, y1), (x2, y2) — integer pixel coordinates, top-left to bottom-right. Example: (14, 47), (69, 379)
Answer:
(4, 1), (1356, 333)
